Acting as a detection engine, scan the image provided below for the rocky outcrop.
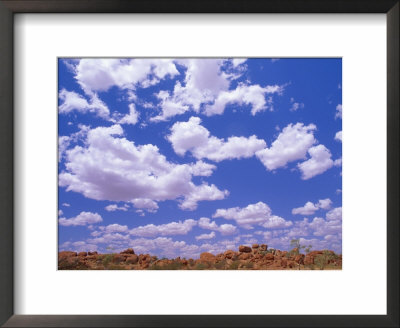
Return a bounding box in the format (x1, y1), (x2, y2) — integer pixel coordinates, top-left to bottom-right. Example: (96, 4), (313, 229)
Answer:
(125, 254), (139, 264)
(120, 248), (135, 255)
(239, 245), (252, 253)
(58, 246), (341, 270)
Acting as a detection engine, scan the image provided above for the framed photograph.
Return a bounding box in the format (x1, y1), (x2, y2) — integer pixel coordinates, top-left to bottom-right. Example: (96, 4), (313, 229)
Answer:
(0, 0), (398, 327)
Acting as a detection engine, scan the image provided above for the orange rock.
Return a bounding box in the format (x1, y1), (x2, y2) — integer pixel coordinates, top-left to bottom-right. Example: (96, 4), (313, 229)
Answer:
(200, 252), (216, 262)
(252, 244), (259, 249)
(260, 244), (268, 251)
(138, 254), (152, 264)
(120, 248), (135, 255)
(294, 254), (305, 264)
(239, 245), (252, 253)
(112, 254), (126, 263)
(125, 254), (138, 264)
(59, 251), (77, 261)
(265, 253), (274, 261)
(216, 254), (225, 261)
(224, 250), (236, 259)
(239, 252), (252, 260)
(78, 252), (87, 257)
(88, 251), (98, 256)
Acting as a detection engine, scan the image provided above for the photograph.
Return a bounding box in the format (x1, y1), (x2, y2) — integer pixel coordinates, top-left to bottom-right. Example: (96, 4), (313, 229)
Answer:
(58, 58), (342, 270)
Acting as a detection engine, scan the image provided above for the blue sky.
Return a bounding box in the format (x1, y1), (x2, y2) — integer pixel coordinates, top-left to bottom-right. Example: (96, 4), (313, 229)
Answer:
(58, 58), (342, 259)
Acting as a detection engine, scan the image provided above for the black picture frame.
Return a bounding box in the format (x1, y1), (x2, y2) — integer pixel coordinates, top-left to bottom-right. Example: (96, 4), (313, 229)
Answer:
(0, 1), (398, 327)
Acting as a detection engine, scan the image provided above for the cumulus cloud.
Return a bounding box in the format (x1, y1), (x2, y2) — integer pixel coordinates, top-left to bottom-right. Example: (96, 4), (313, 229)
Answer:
(168, 117), (266, 162)
(131, 198), (159, 212)
(195, 231), (216, 240)
(59, 211), (103, 227)
(105, 204), (129, 212)
(318, 198), (333, 210)
(256, 123), (317, 170)
(149, 59), (284, 121)
(179, 183), (229, 211)
(73, 58), (179, 94)
(59, 240), (98, 253)
(104, 224), (129, 233)
(292, 202), (319, 215)
(189, 161), (217, 177)
(198, 217), (238, 235)
(292, 198), (332, 215)
(335, 104), (342, 119)
(129, 219), (197, 237)
(205, 83), (284, 116)
(151, 59), (230, 121)
(335, 131), (342, 142)
(231, 58), (247, 67)
(59, 124), (228, 211)
(58, 89), (110, 119)
(289, 98), (304, 112)
(213, 201), (292, 230)
(297, 144), (334, 180)
(59, 124), (91, 162)
(116, 104), (139, 125)
(260, 206), (342, 252)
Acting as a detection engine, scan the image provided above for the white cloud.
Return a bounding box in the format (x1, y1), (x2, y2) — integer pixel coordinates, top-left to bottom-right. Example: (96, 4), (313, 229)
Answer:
(151, 59), (230, 121)
(326, 207), (342, 221)
(168, 116), (266, 162)
(129, 219), (197, 237)
(59, 240), (98, 253)
(335, 104), (342, 119)
(179, 183), (229, 211)
(309, 216), (342, 236)
(292, 198), (332, 215)
(131, 198), (159, 212)
(59, 124), (228, 211)
(195, 231), (216, 240)
(256, 123), (317, 170)
(149, 59), (283, 121)
(59, 211), (103, 227)
(297, 144), (334, 180)
(292, 201), (319, 215)
(58, 209), (63, 216)
(318, 198), (333, 210)
(104, 224), (129, 233)
(58, 89), (110, 119)
(105, 204), (129, 212)
(198, 217), (237, 235)
(59, 136), (71, 162)
(335, 130), (342, 142)
(289, 98), (304, 112)
(59, 124), (91, 161)
(205, 83), (284, 116)
(117, 103), (139, 125)
(231, 58), (247, 67)
(213, 202), (292, 230)
(62, 203), (70, 207)
(74, 58), (179, 94)
(189, 160), (217, 177)
(334, 157), (342, 167)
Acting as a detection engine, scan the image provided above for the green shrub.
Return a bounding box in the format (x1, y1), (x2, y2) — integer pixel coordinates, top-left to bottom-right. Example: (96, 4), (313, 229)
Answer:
(214, 260), (227, 270)
(244, 262), (254, 269)
(102, 254), (115, 267)
(149, 262), (184, 270)
(194, 263), (208, 270)
(228, 261), (240, 270)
